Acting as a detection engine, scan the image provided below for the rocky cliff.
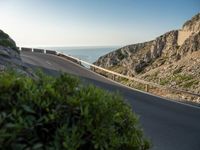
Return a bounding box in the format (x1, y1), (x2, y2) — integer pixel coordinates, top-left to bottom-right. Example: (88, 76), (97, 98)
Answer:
(0, 30), (33, 75)
(182, 13), (200, 32)
(94, 13), (200, 98)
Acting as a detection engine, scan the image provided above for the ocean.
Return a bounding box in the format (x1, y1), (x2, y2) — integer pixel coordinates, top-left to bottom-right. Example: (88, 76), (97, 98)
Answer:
(41, 46), (120, 63)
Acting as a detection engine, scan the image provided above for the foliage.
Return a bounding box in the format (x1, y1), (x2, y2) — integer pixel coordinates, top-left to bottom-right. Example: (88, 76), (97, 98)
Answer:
(160, 73), (195, 88)
(0, 39), (17, 50)
(160, 78), (170, 85)
(182, 80), (199, 88)
(0, 30), (9, 39)
(0, 71), (150, 150)
(172, 67), (182, 75)
(0, 30), (17, 51)
(173, 74), (193, 83)
(116, 50), (126, 60)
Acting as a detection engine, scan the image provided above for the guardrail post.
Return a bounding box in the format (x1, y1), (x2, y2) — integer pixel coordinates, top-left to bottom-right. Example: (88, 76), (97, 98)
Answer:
(145, 84), (149, 92)
(112, 74), (115, 80)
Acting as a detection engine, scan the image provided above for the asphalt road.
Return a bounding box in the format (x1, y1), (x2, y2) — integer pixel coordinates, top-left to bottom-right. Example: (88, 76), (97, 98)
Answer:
(21, 52), (200, 150)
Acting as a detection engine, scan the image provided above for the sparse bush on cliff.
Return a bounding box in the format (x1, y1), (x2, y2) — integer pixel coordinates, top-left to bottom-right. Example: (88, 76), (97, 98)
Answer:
(116, 50), (126, 60)
(0, 71), (150, 150)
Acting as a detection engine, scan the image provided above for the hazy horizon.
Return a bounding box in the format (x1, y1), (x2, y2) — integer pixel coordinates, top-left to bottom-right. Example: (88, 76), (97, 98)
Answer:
(0, 0), (199, 47)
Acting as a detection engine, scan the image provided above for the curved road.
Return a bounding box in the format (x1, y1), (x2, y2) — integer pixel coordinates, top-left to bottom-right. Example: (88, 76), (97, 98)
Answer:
(21, 52), (200, 150)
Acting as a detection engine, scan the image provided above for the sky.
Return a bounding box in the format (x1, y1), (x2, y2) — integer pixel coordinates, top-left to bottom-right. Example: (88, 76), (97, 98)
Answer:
(0, 0), (199, 47)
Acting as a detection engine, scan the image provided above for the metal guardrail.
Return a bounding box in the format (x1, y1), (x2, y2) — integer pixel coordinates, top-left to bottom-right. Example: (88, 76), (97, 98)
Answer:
(20, 47), (200, 98)
(46, 50), (57, 55)
(21, 47), (32, 52)
(33, 48), (44, 53)
(58, 53), (200, 97)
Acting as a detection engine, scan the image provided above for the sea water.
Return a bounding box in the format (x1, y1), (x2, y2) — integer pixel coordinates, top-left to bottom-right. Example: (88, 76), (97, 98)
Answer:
(41, 46), (120, 63)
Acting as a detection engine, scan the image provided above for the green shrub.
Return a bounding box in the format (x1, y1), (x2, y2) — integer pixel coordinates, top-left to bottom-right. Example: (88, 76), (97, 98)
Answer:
(0, 30), (17, 51)
(0, 39), (17, 50)
(160, 78), (170, 85)
(182, 80), (199, 88)
(0, 71), (150, 150)
(170, 74), (193, 85)
(0, 30), (9, 39)
(116, 50), (126, 60)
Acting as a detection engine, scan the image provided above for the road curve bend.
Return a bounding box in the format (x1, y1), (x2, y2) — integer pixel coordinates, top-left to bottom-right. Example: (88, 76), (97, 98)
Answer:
(21, 52), (200, 150)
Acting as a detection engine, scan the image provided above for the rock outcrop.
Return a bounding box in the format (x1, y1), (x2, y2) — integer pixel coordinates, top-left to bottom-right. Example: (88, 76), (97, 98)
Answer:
(94, 13), (200, 97)
(182, 13), (200, 33)
(0, 30), (33, 75)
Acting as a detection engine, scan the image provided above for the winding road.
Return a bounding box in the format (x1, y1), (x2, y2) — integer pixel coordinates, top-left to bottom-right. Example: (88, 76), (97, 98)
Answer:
(21, 51), (200, 150)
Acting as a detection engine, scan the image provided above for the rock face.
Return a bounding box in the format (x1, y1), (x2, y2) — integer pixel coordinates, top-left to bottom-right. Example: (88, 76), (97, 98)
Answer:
(94, 13), (200, 95)
(0, 30), (33, 75)
(182, 13), (200, 32)
(94, 30), (180, 75)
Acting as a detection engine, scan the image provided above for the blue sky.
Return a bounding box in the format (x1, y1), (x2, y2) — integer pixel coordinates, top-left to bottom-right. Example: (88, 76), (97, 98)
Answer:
(0, 0), (199, 47)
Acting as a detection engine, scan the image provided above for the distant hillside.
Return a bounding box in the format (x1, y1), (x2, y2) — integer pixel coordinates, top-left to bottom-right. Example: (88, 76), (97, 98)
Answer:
(94, 13), (200, 102)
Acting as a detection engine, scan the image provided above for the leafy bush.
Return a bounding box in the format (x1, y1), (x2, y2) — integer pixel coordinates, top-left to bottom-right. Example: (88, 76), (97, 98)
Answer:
(0, 71), (150, 150)
(0, 39), (16, 50)
(0, 30), (9, 39)
(0, 30), (17, 51)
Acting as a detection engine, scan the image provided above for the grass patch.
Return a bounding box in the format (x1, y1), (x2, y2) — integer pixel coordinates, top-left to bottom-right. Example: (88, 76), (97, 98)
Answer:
(160, 78), (170, 85)
(182, 80), (199, 88)
(172, 74), (193, 84)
